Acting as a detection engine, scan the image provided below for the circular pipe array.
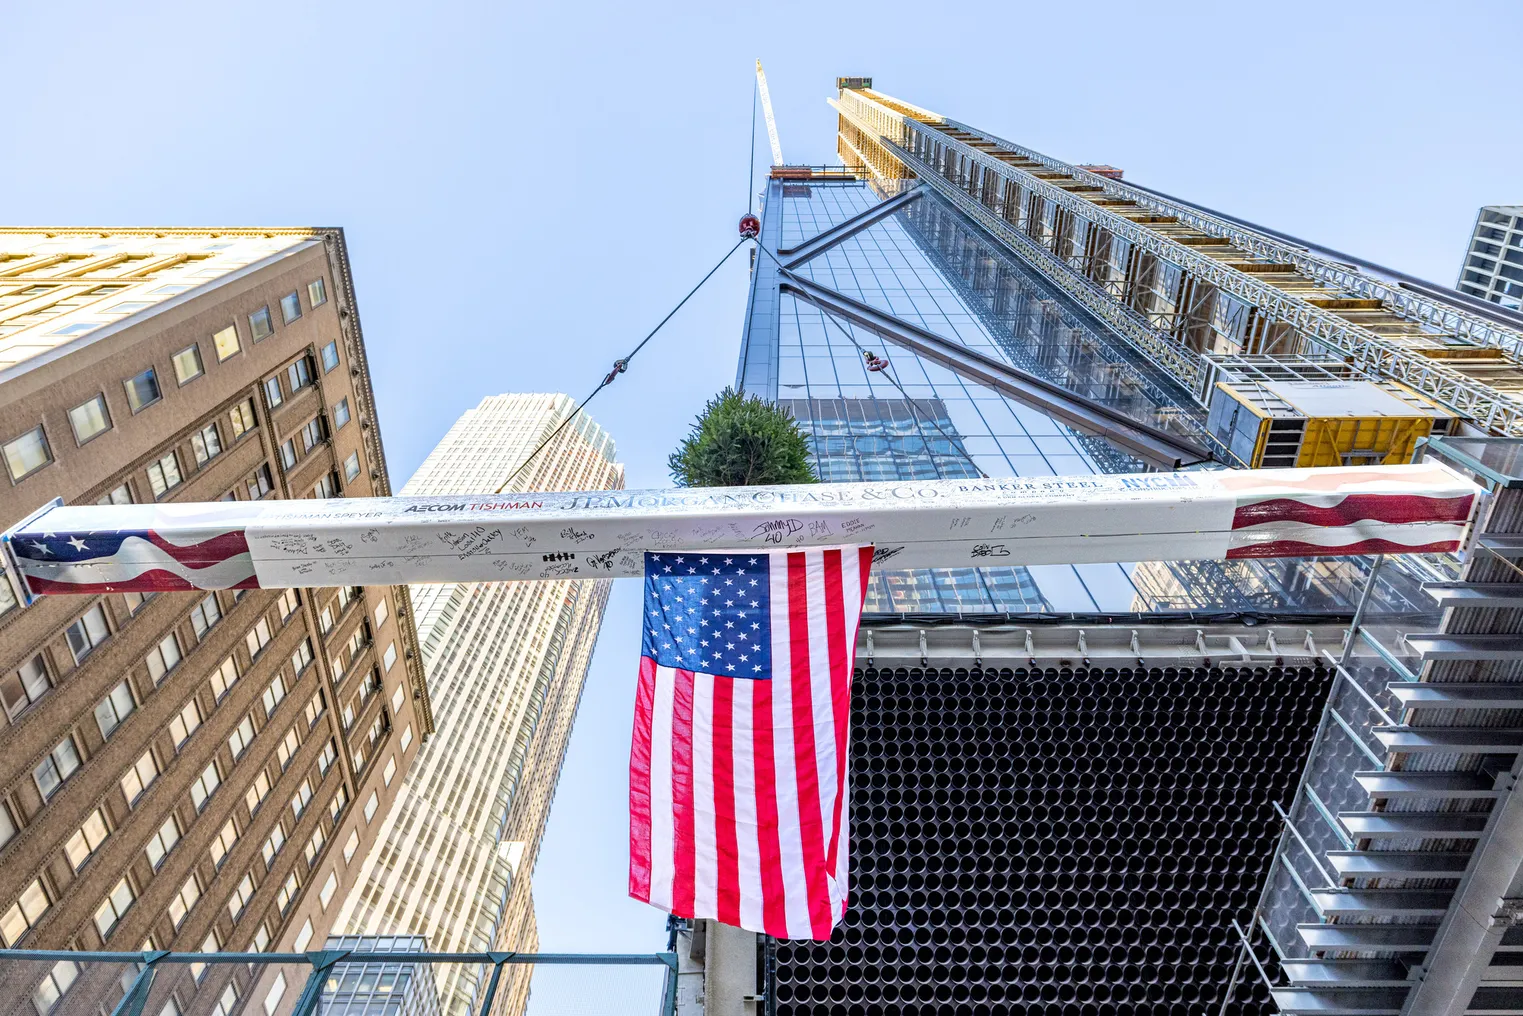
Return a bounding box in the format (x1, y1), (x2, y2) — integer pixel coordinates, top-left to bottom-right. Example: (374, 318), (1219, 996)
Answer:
(767, 664), (1330, 1016)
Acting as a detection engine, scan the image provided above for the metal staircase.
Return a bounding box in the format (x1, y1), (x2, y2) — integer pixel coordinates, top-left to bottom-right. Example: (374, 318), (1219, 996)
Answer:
(1232, 436), (1523, 1016)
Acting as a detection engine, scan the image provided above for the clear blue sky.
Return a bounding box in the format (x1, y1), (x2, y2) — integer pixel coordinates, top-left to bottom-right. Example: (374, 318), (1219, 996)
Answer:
(5, 0), (1521, 956)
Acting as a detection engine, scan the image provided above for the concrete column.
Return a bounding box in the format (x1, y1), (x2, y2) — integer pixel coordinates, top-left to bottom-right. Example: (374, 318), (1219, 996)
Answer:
(702, 921), (760, 1016)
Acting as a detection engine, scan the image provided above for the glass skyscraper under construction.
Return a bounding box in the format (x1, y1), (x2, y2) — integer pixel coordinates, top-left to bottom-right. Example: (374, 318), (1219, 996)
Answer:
(712, 79), (1523, 1016)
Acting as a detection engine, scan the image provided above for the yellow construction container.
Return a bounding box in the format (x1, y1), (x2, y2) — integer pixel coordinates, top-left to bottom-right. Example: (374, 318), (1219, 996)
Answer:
(1205, 378), (1457, 469)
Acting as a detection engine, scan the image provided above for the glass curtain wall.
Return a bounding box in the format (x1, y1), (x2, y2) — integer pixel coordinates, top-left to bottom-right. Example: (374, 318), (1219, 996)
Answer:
(751, 178), (1441, 614)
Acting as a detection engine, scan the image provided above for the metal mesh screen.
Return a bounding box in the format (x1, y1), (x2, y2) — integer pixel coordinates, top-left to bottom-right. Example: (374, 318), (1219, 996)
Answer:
(768, 662), (1332, 1015)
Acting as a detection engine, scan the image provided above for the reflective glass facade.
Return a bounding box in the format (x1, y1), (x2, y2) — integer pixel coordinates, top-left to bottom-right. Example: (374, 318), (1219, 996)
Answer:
(739, 178), (1443, 614)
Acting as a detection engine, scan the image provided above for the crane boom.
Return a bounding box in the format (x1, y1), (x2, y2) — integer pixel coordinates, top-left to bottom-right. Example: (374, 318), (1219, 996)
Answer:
(755, 58), (784, 166)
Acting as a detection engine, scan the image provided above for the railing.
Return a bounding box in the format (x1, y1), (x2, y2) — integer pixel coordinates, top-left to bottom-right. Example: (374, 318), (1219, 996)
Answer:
(1217, 553), (1436, 1010)
(0, 948), (678, 1016)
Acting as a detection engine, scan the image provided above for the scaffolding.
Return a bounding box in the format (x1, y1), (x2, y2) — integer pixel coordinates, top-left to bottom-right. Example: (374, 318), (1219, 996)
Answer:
(831, 85), (1523, 439)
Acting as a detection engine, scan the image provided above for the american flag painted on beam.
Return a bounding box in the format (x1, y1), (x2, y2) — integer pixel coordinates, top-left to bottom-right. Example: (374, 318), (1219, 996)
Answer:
(629, 546), (873, 941)
(7, 526), (258, 594)
(1219, 464), (1476, 559)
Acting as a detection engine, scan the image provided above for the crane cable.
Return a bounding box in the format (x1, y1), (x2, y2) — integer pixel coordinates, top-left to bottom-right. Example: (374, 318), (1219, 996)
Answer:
(494, 237), (748, 493)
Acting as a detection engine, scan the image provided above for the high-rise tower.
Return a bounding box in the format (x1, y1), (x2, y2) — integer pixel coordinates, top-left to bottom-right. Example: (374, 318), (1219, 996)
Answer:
(0, 228), (431, 1016)
(710, 82), (1523, 1016)
(332, 394), (624, 1016)
(1458, 205), (1523, 310)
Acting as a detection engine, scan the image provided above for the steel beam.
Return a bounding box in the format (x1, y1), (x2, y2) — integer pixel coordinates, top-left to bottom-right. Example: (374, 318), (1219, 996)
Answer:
(777, 270), (1212, 469)
(778, 185), (923, 268)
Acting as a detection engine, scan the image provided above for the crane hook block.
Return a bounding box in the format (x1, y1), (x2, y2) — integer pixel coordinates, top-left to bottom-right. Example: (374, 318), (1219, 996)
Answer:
(863, 350), (890, 372)
(739, 213), (761, 240)
(602, 358), (630, 387)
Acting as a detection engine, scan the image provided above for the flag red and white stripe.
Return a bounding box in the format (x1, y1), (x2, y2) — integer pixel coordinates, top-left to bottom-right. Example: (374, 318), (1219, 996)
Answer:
(628, 546), (873, 941)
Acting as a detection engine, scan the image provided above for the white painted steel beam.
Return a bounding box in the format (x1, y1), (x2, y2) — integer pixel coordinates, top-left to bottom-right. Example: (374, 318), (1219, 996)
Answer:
(0, 464), (1479, 600)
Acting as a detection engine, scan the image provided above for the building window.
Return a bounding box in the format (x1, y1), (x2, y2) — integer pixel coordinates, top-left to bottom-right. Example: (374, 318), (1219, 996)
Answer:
(191, 422), (222, 466)
(344, 451), (361, 482)
(279, 439), (297, 471)
(94, 680), (136, 738)
(190, 760), (220, 811)
(246, 616), (273, 658)
(123, 367), (162, 413)
(94, 876), (136, 937)
(146, 632), (182, 684)
(277, 871), (300, 914)
(291, 637), (314, 674)
(3, 655), (51, 720)
(213, 982), (240, 1016)
(276, 727), (300, 771)
(228, 873), (255, 921)
(279, 292), (302, 324)
(287, 357), (313, 392)
(1, 879), (50, 946)
(229, 715), (255, 758)
(229, 398), (257, 439)
(306, 692), (326, 731)
(190, 593), (222, 640)
(262, 673), (288, 716)
(312, 472), (339, 499)
(145, 814), (181, 870)
(364, 790), (379, 823)
(212, 324), (240, 361)
(264, 972), (287, 1016)
(246, 463), (274, 499)
(319, 871), (338, 910)
(293, 918), (314, 952)
(343, 829), (360, 863)
(263, 376), (283, 408)
(290, 778), (314, 819)
(261, 824), (285, 870)
(123, 590), (154, 615)
(147, 451), (182, 498)
(34, 736), (81, 800)
(246, 770), (272, 814)
(391, 683), (405, 714)
(334, 397), (351, 428)
(321, 341), (339, 372)
(210, 655), (239, 700)
(383, 641), (397, 672)
(170, 699), (203, 750)
(249, 306), (273, 341)
(4, 426), (52, 482)
(121, 748), (159, 805)
(64, 809), (110, 871)
(374, 598), (389, 629)
(97, 482), (133, 505)
(383, 755), (397, 786)
(68, 395), (112, 445)
(330, 785), (349, 821)
(307, 277), (327, 308)
(31, 959), (79, 1015)
(172, 344), (204, 386)
(209, 818), (237, 869)
(317, 738), (336, 774)
(168, 877), (201, 932)
(0, 803), (16, 851)
(400, 724), (413, 752)
(278, 588), (300, 620)
(66, 606), (109, 664)
(300, 416), (325, 452)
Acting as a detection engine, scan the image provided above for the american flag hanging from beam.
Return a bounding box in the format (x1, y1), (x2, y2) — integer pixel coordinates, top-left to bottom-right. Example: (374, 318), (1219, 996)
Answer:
(629, 546), (873, 941)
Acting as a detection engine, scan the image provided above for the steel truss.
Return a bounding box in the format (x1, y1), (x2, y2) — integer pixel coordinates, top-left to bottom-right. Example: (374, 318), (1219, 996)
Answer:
(832, 88), (1523, 437)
